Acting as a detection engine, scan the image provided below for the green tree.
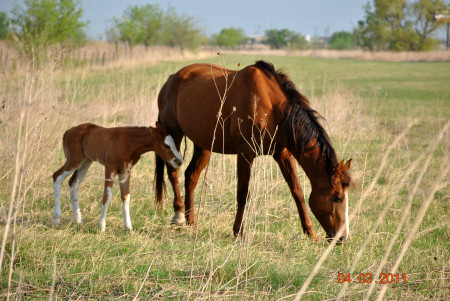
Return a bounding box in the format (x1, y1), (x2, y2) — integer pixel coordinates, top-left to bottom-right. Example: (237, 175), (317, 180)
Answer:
(160, 7), (204, 50)
(265, 29), (291, 49)
(9, 0), (87, 59)
(113, 4), (163, 47)
(329, 31), (356, 50)
(412, 0), (448, 50)
(289, 33), (309, 50)
(0, 12), (8, 39)
(354, 0), (446, 51)
(265, 29), (308, 49)
(211, 27), (247, 47)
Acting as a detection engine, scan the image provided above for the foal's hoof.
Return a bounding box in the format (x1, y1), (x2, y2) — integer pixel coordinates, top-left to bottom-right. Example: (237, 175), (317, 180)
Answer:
(171, 212), (186, 225)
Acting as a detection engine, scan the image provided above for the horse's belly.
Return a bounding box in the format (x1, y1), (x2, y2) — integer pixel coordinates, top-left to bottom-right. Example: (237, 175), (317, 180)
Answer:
(180, 122), (237, 154)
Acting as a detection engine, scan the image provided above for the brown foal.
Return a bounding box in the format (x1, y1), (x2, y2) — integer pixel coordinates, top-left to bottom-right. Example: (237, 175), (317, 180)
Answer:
(52, 122), (182, 231)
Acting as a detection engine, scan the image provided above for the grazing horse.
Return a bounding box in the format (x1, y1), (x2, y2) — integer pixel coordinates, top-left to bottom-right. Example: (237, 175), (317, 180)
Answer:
(156, 60), (351, 241)
(52, 122), (183, 231)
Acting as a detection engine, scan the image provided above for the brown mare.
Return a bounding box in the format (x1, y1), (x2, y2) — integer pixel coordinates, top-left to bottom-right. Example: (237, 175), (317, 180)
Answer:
(53, 122), (183, 231)
(156, 60), (351, 241)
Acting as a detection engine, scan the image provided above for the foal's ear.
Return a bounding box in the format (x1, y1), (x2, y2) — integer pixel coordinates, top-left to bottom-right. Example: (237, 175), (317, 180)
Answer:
(149, 126), (161, 138)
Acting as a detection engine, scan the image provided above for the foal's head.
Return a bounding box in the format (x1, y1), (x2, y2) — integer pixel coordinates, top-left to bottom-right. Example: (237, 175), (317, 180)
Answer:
(309, 159), (352, 242)
(150, 122), (183, 169)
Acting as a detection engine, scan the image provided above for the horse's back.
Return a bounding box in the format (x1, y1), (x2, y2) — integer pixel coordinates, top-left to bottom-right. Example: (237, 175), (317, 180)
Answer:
(158, 63), (285, 153)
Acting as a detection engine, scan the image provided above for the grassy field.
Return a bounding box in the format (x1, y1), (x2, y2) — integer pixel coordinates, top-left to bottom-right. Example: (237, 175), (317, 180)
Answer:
(0, 52), (449, 300)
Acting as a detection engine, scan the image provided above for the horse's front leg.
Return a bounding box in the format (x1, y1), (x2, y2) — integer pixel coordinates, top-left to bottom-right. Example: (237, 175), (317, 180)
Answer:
(232, 152), (255, 237)
(184, 144), (211, 225)
(99, 167), (115, 232)
(166, 164), (184, 225)
(118, 170), (132, 232)
(273, 149), (317, 239)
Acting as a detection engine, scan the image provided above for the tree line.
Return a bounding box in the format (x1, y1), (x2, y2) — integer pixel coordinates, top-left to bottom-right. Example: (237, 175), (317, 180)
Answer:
(0, 0), (448, 62)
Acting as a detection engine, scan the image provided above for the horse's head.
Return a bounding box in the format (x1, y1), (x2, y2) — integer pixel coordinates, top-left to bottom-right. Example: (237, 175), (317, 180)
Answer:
(150, 122), (183, 169)
(309, 159), (352, 242)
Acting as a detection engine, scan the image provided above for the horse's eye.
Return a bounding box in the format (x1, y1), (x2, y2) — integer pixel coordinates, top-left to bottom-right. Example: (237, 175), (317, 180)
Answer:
(164, 144), (171, 149)
(333, 196), (343, 203)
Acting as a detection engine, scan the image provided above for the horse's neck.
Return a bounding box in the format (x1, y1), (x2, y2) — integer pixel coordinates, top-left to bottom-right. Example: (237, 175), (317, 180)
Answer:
(295, 146), (331, 190)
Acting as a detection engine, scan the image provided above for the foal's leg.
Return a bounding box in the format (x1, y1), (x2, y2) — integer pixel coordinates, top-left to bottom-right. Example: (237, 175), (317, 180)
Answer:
(53, 166), (76, 225)
(118, 171), (132, 231)
(99, 167), (115, 232)
(183, 144), (211, 225)
(165, 133), (184, 224)
(232, 152), (255, 237)
(273, 149), (317, 239)
(68, 160), (92, 225)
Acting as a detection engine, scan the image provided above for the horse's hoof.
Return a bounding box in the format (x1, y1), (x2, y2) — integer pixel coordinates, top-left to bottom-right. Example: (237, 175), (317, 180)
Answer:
(185, 219), (196, 226)
(53, 219), (60, 226)
(171, 212), (186, 225)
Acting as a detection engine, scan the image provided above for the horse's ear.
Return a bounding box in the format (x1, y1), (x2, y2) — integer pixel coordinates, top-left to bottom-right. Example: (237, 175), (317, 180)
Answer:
(337, 160), (345, 171)
(344, 159), (352, 171)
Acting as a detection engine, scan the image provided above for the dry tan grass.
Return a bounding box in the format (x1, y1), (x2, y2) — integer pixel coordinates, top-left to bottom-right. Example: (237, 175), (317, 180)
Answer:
(223, 48), (450, 62)
(2, 41), (450, 75)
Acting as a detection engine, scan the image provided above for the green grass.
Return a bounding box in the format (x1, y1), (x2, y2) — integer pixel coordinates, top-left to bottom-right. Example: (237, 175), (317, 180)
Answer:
(1, 54), (449, 300)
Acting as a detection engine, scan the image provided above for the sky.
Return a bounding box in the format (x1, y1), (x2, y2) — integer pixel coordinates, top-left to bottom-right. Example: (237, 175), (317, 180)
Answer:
(1, 0), (448, 40)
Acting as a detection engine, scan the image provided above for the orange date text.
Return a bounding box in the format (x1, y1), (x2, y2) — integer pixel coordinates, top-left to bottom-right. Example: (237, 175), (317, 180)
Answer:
(337, 273), (406, 284)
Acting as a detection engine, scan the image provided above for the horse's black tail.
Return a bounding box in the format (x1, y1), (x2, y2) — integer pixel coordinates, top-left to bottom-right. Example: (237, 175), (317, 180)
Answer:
(155, 153), (166, 211)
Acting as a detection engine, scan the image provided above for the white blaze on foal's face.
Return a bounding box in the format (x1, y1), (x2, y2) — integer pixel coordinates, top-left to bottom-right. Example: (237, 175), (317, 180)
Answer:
(164, 135), (183, 168)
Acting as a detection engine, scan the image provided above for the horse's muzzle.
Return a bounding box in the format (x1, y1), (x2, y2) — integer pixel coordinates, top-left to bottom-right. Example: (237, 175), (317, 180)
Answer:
(326, 232), (347, 244)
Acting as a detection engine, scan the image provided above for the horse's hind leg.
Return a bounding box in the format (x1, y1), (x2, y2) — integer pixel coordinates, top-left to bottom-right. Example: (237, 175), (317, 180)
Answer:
(184, 144), (211, 225)
(68, 160), (92, 225)
(53, 165), (77, 225)
(273, 149), (317, 239)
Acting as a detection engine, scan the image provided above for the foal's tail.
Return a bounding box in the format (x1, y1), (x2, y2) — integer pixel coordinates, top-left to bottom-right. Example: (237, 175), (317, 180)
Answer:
(155, 153), (166, 211)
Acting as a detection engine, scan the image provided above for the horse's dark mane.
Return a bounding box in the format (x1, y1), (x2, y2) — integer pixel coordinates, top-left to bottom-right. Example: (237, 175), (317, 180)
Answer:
(254, 60), (349, 184)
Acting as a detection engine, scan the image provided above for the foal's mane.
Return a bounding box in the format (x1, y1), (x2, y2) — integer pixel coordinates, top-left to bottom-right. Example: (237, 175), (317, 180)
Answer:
(253, 60), (349, 184)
